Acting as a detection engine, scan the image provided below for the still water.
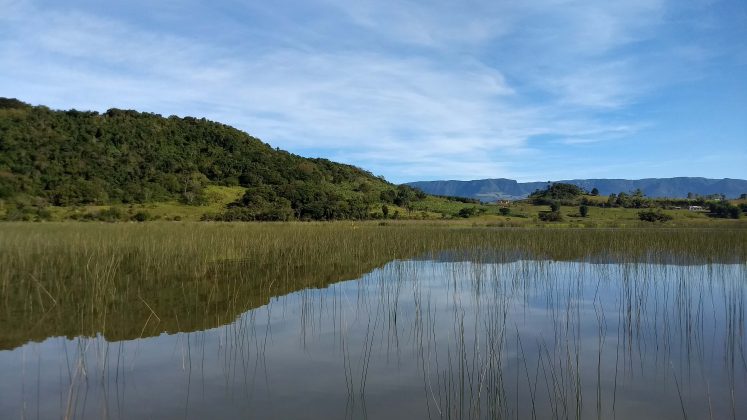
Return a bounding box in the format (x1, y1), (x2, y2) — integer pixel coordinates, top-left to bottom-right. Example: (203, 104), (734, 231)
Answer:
(1, 258), (745, 419)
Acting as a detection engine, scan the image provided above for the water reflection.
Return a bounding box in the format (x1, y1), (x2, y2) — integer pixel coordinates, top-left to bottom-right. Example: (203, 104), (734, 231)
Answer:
(1, 257), (745, 419)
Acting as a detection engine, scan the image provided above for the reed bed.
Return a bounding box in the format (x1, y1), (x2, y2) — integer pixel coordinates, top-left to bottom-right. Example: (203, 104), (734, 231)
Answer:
(282, 259), (746, 419)
(1, 222), (745, 419)
(0, 222), (745, 350)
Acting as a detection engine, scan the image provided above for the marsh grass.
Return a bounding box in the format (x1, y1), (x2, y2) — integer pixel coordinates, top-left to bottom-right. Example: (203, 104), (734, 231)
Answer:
(2, 222), (746, 419)
(275, 257), (745, 419)
(0, 222), (745, 350)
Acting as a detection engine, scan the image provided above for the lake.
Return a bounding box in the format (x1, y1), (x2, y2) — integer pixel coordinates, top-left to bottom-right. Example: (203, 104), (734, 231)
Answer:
(0, 224), (745, 419)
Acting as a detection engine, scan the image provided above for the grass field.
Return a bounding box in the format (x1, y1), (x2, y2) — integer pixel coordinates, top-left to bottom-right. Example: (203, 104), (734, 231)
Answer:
(3, 191), (745, 227)
(10, 201), (747, 229)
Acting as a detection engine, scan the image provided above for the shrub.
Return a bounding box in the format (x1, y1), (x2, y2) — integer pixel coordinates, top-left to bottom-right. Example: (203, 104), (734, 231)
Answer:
(202, 205), (292, 221)
(96, 207), (125, 222)
(73, 207), (126, 222)
(2, 204), (52, 221)
(707, 202), (741, 219)
(458, 207), (479, 218)
(638, 209), (673, 222)
(579, 205), (589, 217)
(3, 208), (32, 221)
(538, 211), (563, 222)
(499, 207), (510, 216)
(131, 211), (151, 222)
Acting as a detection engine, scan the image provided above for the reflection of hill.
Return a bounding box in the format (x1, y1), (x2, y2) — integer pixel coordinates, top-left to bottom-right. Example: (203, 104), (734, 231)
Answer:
(0, 254), (400, 351)
(1, 224), (745, 350)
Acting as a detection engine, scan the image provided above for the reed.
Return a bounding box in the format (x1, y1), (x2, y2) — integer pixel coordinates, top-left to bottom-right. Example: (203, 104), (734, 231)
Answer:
(1, 222), (745, 350)
(2, 222), (745, 419)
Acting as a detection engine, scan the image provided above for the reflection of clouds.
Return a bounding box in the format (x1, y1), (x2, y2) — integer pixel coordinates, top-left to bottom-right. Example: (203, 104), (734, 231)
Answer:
(2, 260), (744, 418)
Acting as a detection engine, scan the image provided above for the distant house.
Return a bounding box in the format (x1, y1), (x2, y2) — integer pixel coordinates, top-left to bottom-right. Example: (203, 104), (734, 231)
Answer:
(688, 205), (704, 211)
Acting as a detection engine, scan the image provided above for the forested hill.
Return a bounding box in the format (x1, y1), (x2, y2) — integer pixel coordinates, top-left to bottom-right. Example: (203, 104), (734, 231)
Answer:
(407, 177), (747, 201)
(0, 98), (424, 220)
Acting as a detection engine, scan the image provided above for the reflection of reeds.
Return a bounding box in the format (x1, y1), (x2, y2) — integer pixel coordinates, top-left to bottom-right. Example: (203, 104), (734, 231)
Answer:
(9, 257), (747, 419)
(350, 258), (746, 419)
(2, 223), (745, 351)
(3, 223), (747, 418)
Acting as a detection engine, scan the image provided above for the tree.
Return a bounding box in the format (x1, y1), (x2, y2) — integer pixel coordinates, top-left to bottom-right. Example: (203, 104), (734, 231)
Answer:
(529, 183), (584, 204)
(538, 211), (563, 222)
(380, 189), (396, 204)
(132, 211), (151, 222)
(0, 97), (30, 109)
(393, 185), (418, 207)
(457, 207), (479, 218)
(615, 192), (631, 208)
(499, 207), (510, 216)
(381, 204), (389, 218)
(707, 202), (741, 219)
(607, 193), (617, 207)
(638, 209), (673, 222)
(549, 201), (560, 212)
(0, 99), (412, 221)
(590, 187), (599, 196)
(181, 172), (209, 205)
(579, 205), (588, 217)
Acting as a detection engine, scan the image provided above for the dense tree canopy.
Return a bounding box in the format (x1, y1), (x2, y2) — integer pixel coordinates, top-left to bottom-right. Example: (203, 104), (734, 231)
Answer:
(0, 99), (426, 220)
(529, 183), (585, 205)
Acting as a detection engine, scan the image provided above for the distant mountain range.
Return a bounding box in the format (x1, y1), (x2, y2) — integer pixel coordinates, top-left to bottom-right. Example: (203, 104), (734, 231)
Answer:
(406, 177), (747, 201)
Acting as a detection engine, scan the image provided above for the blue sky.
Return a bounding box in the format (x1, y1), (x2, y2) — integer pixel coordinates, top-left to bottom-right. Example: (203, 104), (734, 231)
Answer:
(1, 0), (745, 183)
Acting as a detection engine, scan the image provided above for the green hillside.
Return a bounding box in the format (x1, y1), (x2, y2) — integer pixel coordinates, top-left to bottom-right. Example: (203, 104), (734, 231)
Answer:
(0, 98), (434, 221)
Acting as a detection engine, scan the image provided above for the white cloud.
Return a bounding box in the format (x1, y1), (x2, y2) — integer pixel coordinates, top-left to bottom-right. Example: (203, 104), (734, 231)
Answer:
(0, 0), (732, 182)
(323, 0), (514, 47)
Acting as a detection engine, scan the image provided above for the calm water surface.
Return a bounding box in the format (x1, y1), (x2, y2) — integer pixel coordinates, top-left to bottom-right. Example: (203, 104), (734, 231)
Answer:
(1, 257), (745, 419)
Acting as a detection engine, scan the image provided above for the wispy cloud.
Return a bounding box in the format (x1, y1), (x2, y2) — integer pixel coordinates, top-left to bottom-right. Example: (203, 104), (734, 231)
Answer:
(324, 0), (513, 47)
(0, 0), (743, 182)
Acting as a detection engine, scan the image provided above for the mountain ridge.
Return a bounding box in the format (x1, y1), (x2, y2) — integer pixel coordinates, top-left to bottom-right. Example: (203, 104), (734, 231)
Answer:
(406, 177), (747, 201)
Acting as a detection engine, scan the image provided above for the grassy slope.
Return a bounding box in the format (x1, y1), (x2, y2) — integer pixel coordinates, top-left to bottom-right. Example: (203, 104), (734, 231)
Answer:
(48, 185), (247, 221)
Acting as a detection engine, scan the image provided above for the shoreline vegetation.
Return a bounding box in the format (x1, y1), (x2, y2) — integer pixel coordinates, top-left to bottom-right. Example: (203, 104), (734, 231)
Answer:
(2, 197), (746, 227)
(2, 98), (745, 226)
(1, 223), (745, 350)
(2, 184), (746, 227)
